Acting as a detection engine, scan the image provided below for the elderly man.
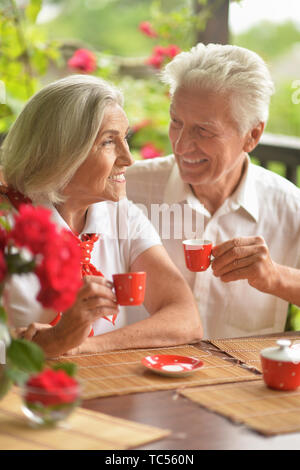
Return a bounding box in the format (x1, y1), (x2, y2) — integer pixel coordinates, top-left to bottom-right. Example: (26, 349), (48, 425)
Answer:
(126, 43), (300, 339)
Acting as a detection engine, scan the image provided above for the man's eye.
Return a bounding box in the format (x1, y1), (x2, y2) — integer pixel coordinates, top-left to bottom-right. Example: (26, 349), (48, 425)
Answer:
(171, 118), (182, 127)
(198, 128), (214, 137)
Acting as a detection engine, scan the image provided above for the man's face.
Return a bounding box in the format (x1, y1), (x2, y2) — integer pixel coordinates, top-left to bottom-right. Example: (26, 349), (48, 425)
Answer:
(169, 87), (247, 190)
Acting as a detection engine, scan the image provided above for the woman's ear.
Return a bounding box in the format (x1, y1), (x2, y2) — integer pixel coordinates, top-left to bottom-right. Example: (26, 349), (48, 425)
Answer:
(243, 122), (265, 153)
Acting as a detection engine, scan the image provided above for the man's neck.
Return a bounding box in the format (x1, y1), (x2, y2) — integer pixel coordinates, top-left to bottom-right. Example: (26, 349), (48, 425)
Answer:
(191, 156), (247, 216)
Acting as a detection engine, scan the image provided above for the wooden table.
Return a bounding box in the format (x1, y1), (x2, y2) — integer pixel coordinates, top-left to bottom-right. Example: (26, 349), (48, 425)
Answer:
(82, 334), (300, 450)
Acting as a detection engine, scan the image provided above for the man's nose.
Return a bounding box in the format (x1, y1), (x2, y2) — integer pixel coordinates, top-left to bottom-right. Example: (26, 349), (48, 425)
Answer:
(174, 127), (196, 155)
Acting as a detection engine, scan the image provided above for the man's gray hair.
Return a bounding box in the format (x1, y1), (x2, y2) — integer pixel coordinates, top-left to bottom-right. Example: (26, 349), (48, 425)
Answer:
(0, 74), (123, 203)
(161, 43), (275, 135)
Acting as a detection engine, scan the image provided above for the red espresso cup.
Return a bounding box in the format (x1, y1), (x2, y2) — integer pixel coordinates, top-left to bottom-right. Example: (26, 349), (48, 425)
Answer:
(112, 272), (146, 306)
(182, 239), (213, 272)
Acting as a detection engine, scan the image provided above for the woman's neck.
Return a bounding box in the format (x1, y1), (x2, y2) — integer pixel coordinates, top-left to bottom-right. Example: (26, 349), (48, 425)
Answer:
(55, 201), (88, 235)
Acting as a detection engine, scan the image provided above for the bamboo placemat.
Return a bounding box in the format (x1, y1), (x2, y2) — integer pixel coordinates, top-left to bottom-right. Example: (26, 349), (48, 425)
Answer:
(0, 389), (170, 450)
(46, 345), (260, 400)
(180, 380), (300, 436)
(210, 335), (300, 373)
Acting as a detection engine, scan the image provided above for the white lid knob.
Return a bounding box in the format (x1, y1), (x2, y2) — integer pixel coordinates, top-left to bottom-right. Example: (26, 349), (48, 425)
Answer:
(277, 339), (292, 349)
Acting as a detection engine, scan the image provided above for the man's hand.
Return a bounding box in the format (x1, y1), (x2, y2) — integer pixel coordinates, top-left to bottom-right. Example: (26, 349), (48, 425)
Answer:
(211, 236), (280, 294)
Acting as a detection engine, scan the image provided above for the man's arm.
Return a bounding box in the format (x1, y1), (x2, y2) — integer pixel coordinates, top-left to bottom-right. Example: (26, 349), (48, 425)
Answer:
(69, 245), (203, 355)
(212, 236), (300, 306)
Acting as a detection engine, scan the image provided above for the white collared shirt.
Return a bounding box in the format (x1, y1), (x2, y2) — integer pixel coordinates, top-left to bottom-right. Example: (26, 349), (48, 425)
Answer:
(126, 154), (300, 339)
(9, 199), (162, 336)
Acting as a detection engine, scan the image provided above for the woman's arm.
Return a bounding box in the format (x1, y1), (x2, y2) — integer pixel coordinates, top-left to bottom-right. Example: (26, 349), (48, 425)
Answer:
(17, 276), (119, 357)
(68, 245), (203, 355)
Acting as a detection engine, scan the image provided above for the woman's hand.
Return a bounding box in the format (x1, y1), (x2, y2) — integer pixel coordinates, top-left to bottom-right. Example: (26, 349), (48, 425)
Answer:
(15, 276), (119, 358)
(14, 323), (51, 341)
(65, 275), (119, 324)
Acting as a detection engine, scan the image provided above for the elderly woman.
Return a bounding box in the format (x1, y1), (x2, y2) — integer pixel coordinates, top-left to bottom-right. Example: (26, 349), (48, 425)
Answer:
(0, 74), (202, 356)
(126, 43), (300, 339)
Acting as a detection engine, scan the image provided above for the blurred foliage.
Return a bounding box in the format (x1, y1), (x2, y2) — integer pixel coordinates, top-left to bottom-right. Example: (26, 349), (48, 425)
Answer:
(0, 0), (61, 132)
(40, 0), (156, 57)
(231, 20), (300, 62)
(286, 304), (300, 332)
(267, 81), (300, 138)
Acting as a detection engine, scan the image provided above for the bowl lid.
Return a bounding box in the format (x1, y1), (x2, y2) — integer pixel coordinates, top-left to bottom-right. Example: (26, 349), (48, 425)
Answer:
(261, 339), (300, 363)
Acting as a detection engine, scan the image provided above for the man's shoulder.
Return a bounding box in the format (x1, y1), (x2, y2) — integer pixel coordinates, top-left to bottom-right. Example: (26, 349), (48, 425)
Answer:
(126, 155), (175, 204)
(250, 162), (300, 206)
(127, 155), (175, 178)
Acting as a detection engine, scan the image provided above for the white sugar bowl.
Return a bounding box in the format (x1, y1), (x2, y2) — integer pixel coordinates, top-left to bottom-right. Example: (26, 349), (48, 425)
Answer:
(260, 339), (300, 391)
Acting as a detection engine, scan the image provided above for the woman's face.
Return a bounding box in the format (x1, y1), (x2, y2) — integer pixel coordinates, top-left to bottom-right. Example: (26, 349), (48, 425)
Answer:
(64, 103), (134, 205)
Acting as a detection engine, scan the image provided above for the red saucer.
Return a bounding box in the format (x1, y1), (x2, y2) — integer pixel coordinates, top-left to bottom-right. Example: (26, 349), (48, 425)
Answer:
(141, 354), (204, 377)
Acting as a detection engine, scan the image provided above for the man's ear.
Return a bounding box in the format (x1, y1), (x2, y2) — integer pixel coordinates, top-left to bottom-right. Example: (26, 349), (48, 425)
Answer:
(243, 122), (265, 153)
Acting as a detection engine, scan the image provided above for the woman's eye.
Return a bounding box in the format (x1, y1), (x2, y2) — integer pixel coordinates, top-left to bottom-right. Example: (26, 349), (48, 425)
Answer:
(102, 139), (114, 146)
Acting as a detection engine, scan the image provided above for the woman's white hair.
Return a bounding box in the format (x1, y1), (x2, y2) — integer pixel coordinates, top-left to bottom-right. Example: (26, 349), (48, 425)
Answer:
(0, 74), (123, 203)
(161, 43), (275, 135)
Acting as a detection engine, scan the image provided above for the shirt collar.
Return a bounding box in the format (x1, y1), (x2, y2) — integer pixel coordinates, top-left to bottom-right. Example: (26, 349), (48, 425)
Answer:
(230, 155), (259, 222)
(41, 200), (117, 237)
(163, 157), (209, 215)
(163, 154), (259, 222)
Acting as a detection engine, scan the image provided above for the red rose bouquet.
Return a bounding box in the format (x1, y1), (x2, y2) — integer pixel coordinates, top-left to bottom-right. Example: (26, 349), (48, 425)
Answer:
(22, 368), (80, 426)
(0, 204), (82, 403)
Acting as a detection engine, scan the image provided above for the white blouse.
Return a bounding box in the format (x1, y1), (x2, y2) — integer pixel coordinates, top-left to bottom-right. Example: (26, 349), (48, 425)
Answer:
(9, 198), (162, 336)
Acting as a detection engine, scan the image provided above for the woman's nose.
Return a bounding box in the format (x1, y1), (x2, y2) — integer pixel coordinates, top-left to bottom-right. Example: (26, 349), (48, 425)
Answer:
(119, 141), (134, 167)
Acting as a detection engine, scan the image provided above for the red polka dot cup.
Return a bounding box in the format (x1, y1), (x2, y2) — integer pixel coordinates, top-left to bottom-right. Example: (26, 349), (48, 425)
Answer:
(182, 239), (213, 272)
(112, 272), (146, 306)
(260, 339), (300, 391)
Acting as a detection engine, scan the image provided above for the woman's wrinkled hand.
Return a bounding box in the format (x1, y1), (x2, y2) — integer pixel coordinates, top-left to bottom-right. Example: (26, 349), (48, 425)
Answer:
(14, 323), (52, 341)
(65, 275), (119, 323)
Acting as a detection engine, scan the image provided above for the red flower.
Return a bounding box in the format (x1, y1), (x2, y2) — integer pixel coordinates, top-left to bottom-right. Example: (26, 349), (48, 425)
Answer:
(25, 368), (79, 407)
(164, 44), (181, 58)
(0, 251), (7, 282)
(68, 49), (97, 74)
(9, 205), (57, 255)
(35, 230), (82, 312)
(153, 45), (167, 56)
(0, 226), (7, 252)
(146, 44), (181, 69)
(139, 21), (158, 38)
(141, 143), (163, 159)
(146, 53), (164, 69)
(9, 204), (81, 311)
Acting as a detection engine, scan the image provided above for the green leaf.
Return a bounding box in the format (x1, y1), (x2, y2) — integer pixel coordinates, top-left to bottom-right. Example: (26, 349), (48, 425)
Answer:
(5, 253), (36, 275)
(0, 217), (11, 232)
(0, 306), (7, 324)
(51, 362), (77, 377)
(0, 366), (12, 399)
(6, 338), (44, 373)
(25, 0), (42, 23)
(5, 366), (29, 386)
